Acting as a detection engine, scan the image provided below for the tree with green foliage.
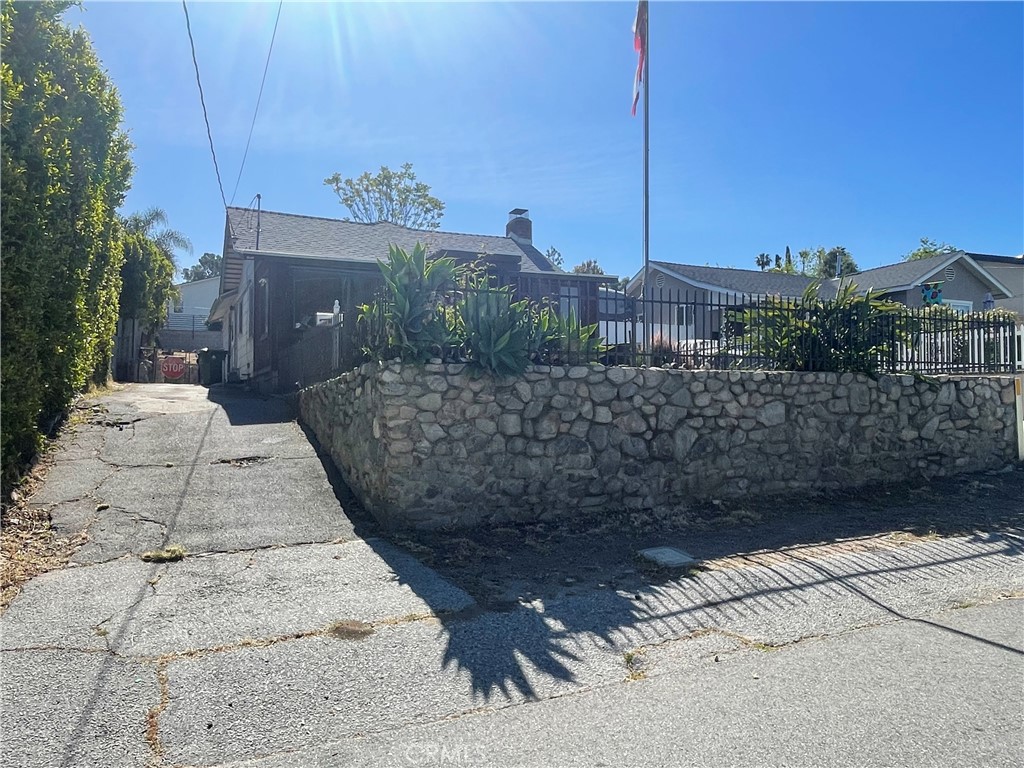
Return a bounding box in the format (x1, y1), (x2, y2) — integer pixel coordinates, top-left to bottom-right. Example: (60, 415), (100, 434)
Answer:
(182, 252), (222, 282)
(118, 207), (189, 335)
(1, 0), (133, 491)
(755, 253), (772, 271)
(767, 246), (799, 274)
(119, 231), (177, 332)
(572, 259), (605, 275)
(323, 163), (444, 229)
(123, 207), (191, 263)
(903, 237), (958, 261)
(798, 246), (859, 278)
(544, 246), (564, 270)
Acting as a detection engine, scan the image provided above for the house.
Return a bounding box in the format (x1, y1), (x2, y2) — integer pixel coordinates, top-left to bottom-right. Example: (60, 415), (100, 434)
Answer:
(833, 251), (1016, 312)
(965, 252), (1024, 317)
(621, 251), (1016, 342)
(158, 276), (222, 352)
(207, 206), (612, 390)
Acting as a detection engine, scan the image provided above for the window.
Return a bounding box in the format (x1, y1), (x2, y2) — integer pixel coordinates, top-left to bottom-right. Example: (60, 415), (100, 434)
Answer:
(558, 286), (580, 319)
(945, 300), (973, 314)
(676, 304), (695, 328)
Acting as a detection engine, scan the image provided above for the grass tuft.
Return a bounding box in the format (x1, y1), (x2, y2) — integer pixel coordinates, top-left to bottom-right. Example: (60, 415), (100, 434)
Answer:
(623, 648), (648, 681)
(140, 544), (187, 563)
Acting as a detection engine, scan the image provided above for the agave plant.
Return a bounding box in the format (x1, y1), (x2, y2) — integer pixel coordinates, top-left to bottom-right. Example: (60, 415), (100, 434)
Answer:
(526, 304), (605, 365)
(459, 286), (534, 375)
(358, 244), (461, 361)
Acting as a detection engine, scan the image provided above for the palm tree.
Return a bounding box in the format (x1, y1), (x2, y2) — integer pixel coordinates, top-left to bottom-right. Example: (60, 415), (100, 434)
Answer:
(117, 207), (192, 352)
(122, 206), (192, 268)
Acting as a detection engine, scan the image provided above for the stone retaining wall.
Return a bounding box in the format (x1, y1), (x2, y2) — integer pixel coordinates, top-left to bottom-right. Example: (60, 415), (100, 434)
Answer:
(299, 361), (1019, 529)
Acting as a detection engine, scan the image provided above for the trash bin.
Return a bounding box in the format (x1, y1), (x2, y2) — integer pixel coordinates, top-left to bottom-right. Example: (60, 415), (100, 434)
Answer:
(197, 348), (227, 387)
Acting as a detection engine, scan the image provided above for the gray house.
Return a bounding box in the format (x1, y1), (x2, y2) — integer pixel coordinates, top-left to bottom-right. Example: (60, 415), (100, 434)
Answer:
(966, 252), (1024, 317)
(208, 206), (612, 390)
(621, 251), (1016, 342)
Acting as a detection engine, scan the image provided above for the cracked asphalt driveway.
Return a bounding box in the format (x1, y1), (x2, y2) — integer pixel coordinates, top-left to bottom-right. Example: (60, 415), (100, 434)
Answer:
(1, 383), (1022, 768)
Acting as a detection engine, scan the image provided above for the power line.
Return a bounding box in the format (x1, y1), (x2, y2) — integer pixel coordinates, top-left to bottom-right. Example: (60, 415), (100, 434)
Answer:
(229, 0), (284, 206)
(182, 0), (228, 211)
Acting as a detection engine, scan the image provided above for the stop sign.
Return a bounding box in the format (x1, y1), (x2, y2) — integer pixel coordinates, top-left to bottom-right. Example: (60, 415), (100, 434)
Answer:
(161, 356), (186, 380)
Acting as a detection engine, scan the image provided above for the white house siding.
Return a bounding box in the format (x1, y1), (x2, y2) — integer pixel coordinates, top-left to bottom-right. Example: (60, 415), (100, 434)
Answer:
(166, 277), (220, 329)
(227, 260), (255, 380)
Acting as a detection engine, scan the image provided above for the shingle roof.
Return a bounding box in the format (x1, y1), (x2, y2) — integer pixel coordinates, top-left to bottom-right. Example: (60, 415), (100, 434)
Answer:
(966, 252), (1024, 265)
(647, 252), (1011, 301)
(651, 261), (817, 297)
(831, 253), (955, 293)
(226, 207), (559, 275)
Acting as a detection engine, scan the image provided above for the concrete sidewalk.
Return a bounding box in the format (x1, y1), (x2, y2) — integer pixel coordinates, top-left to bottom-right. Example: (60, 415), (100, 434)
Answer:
(1, 384), (1022, 768)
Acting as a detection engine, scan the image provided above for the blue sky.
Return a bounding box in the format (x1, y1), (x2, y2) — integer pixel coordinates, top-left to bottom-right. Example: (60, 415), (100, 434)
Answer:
(74, 1), (1023, 279)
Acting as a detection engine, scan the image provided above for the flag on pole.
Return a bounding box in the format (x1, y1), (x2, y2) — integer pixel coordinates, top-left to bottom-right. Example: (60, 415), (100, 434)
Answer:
(631, 0), (648, 116)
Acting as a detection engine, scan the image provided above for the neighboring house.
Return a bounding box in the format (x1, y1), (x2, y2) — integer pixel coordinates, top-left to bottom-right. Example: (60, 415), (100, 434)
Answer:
(966, 252), (1024, 317)
(622, 251), (1015, 342)
(208, 206), (612, 390)
(159, 276), (222, 352)
(836, 252), (1015, 312)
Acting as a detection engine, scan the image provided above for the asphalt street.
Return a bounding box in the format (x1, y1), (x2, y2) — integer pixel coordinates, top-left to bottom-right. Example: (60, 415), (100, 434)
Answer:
(1, 384), (1021, 768)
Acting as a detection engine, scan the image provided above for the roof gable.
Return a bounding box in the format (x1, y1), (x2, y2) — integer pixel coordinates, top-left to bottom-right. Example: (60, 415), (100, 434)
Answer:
(835, 251), (1013, 298)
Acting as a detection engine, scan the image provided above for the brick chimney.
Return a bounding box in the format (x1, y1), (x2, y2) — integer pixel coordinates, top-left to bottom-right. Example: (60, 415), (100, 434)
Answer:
(506, 208), (532, 245)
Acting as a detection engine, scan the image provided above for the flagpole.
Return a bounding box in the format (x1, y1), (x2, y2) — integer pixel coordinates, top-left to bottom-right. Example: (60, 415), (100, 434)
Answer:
(642, 4), (650, 353)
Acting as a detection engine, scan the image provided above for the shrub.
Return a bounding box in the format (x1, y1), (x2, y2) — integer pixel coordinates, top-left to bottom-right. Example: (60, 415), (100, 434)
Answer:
(1, 1), (133, 492)
(359, 246), (606, 375)
(729, 281), (910, 374)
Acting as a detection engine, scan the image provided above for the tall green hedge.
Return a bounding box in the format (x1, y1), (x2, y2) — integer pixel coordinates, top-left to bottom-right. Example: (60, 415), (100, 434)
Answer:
(1, 1), (133, 492)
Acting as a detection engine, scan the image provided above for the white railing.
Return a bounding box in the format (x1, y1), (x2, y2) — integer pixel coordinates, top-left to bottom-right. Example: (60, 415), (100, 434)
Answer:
(906, 323), (1022, 373)
(164, 306), (213, 331)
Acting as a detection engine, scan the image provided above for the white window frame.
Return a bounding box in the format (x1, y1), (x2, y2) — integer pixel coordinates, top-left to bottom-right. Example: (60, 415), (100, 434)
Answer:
(945, 300), (973, 314)
(558, 286), (580, 319)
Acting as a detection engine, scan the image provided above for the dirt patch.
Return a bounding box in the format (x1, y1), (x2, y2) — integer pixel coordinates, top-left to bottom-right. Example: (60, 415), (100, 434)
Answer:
(326, 619), (375, 640)
(0, 404), (99, 611)
(390, 466), (1024, 608)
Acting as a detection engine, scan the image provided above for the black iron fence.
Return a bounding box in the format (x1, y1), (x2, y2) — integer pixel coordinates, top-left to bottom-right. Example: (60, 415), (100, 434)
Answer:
(278, 285), (1022, 390)
(278, 322), (365, 391)
(596, 290), (1021, 374)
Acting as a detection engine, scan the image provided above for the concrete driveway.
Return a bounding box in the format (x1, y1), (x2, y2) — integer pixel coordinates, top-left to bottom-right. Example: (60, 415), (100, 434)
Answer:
(1, 384), (1022, 768)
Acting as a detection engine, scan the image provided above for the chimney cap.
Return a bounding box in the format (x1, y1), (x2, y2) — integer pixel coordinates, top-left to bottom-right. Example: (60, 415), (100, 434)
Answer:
(508, 207), (529, 218)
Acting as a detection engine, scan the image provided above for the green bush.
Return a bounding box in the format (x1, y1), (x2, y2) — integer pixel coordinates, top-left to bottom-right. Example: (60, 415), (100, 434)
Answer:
(1, 1), (133, 492)
(729, 281), (910, 374)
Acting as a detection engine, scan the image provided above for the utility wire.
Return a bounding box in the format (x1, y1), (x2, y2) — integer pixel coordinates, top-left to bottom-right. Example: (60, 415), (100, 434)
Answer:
(182, 0), (228, 211)
(229, 0), (284, 206)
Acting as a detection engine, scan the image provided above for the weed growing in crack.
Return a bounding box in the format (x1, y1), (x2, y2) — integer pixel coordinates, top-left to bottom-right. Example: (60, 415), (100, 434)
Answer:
(140, 544), (187, 563)
(623, 648), (648, 681)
